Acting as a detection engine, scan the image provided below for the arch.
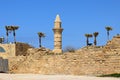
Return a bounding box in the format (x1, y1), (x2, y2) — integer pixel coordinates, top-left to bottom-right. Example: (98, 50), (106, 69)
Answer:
(0, 47), (6, 52)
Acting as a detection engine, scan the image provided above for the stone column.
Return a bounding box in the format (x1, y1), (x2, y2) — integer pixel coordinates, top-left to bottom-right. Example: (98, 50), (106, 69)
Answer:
(53, 15), (63, 53)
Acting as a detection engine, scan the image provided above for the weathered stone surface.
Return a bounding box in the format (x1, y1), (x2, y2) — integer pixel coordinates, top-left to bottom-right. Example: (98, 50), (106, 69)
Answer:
(0, 57), (8, 72)
(53, 15), (63, 53)
(4, 35), (120, 75)
(0, 42), (32, 58)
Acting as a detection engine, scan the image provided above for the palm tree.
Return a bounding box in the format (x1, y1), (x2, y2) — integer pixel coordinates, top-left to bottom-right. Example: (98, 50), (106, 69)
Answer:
(38, 32), (45, 47)
(5, 26), (9, 43)
(85, 34), (93, 46)
(5, 26), (19, 43)
(5, 26), (13, 43)
(11, 26), (19, 43)
(105, 26), (112, 41)
(93, 32), (99, 46)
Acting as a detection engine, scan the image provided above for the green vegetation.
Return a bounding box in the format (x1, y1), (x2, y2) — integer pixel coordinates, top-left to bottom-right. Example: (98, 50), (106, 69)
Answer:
(93, 32), (99, 46)
(85, 34), (93, 46)
(105, 26), (113, 41)
(64, 46), (76, 52)
(37, 32), (45, 47)
(100, 73), (120, 77)
(5, 26), (19, 43)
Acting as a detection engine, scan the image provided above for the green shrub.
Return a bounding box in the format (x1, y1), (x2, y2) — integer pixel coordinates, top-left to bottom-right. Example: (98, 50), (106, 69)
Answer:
(100, 73), (120, 77)
(64, 46), (76, 52)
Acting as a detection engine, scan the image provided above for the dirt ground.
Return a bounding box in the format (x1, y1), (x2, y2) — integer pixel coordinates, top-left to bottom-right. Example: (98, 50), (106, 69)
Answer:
(0, 73), (120, 80)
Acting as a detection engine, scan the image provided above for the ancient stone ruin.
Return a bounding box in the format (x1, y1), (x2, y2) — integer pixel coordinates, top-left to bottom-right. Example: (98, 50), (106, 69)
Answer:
(1, 35), (118, 75)
(0, 15), (120, 76)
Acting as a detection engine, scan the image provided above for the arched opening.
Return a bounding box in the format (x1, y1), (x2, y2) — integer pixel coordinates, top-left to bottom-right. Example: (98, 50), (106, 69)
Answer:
(0, 47), (6, 52)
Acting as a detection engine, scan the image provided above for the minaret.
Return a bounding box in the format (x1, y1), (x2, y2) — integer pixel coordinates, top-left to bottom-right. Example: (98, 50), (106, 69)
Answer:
(53, 14), (63, 53)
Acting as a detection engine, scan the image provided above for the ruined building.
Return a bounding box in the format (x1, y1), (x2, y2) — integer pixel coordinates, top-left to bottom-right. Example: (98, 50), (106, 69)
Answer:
(0, 42), (32, 72)
(6, 34), (120, 75)
(0, 15), (120, 76)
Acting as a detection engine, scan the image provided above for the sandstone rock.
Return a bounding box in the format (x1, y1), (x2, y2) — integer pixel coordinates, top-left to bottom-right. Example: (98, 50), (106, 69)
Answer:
(8, 35), (120, 76)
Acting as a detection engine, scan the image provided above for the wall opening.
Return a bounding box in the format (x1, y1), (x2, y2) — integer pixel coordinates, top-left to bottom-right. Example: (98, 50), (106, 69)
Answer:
(0, 47), (6, 52)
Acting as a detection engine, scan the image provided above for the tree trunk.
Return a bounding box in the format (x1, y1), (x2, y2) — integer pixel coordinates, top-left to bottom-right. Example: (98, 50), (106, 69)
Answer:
(13, 30), (16, 43)
(86, 37), (89, 46)
(6, 30), (8, 43)
(107, 31), (109, 41)
(39, 37), (42, 47)
(94, 37), (97, 46)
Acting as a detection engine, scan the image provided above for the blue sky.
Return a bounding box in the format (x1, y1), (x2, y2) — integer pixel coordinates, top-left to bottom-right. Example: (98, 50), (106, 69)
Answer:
(0, 0), (120, 49)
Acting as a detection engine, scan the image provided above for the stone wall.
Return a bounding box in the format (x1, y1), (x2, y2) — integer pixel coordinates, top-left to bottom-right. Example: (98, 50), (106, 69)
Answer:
(7, 35), (120, 75)
(0, 57), (8, 72)
(8, 48), (120, 75)
(16, 42), (32, 56)
(0, 44), (16, 58)
(0, 42), (32, 58)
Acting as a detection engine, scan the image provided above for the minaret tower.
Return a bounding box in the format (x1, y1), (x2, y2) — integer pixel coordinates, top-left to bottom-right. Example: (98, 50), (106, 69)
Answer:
(53, 14), (63, 53)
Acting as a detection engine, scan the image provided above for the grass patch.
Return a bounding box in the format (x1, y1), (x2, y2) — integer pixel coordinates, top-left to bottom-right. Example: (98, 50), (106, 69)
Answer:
(99, 73), (120, 77)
